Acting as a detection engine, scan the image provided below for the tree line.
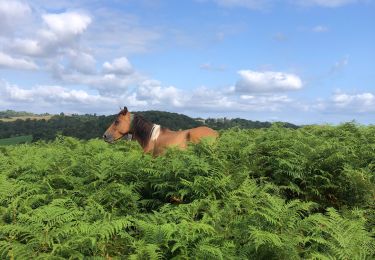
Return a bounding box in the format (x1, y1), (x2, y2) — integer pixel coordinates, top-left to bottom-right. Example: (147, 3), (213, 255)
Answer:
(0, 110), (297, 142)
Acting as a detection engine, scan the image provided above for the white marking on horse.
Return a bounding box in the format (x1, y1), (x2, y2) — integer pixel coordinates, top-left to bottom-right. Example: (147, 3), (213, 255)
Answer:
(150, 124), (161, 142)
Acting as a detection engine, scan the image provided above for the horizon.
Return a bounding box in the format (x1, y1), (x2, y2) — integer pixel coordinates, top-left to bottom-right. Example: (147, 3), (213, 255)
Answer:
(0, 0), (374, 125)
(1, 108), (369, 126)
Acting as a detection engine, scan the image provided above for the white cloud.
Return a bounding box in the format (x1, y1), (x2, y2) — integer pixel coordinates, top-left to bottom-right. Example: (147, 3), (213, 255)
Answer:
(239, 94), (292, 111)
(187, 86), (235, 111)
(136, 80), (186, 107)
(10, 38), (44, 56)
(310, 91), (375, 114)
(0, 52), (38, 70)
(235, 70), (303, 93)
(33, 11), (92, 56)
(134, 82), (294, 113)
(0, 79), (121, 113)
(0, 0), (31, 35)
(51, 55), (144, 95)
(0, 80), (109, 104)
(312, 25), (329, 32)
(42, 12), (92, 37)
(68, 51), (97, 74)
(56, 72), (145, 96)
(5, 11), (93, 59)
(332, 92), (375, 112)
(103, 57), (133, 75)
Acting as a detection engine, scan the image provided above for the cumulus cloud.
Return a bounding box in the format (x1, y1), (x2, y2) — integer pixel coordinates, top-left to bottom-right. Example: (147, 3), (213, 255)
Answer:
(235, 70), (303, 93)
(0, 52), (38, 70)
(136, 80), (186, 107)
(42, 11), (92, 38)
(133, 82), (294, 113)
(6, 11), (92, 59)
(56, 71), (145, 96)
(0, 79), (122, 113)
(239, 94), (292, 111)
(35, 11), (92, 55)
(309, 91), (375, 115)
(103, 57), (133, 75)
(50, 55), (144, 96)
(10, 38), (44, 56)
(0, 80), (109, 104)
(0, 0), (31, 35)
(67, 51), (97, 74)
(331, 92), (375, 112)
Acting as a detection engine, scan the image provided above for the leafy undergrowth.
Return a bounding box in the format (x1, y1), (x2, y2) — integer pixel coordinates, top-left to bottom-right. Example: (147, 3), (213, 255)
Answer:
(0, 123), (374, 259)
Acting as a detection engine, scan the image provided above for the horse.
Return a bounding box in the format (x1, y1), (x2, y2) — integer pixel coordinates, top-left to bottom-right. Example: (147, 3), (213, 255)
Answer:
(103, 107), (218, 156)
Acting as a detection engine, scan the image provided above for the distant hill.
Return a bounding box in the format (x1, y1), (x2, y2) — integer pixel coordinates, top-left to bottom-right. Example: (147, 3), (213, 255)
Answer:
(135, 110), (203, 130)
(0, 110), (298, 143)
(0, 110), (38, 118)
(0, 110), (52, 122)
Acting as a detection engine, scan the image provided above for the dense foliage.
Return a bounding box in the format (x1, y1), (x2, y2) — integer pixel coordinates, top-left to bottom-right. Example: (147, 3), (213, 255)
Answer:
(0, 110), (298, 143)
(0, 123), (374, 259)
(0, 114), (113, 142)
(0, 111), (201, 142)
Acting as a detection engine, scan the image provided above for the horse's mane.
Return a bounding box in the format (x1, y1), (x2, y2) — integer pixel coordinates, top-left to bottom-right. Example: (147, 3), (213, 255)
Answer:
(131, 114), (156, 148)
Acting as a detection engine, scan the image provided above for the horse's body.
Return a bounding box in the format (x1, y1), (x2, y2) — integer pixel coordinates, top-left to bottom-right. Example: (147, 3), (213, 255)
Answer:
(148, 126), (217, 156)
(103, 107), (218, 156)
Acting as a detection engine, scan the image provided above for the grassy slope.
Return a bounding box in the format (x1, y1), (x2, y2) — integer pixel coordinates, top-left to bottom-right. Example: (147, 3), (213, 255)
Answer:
(0, 135), (32, 145)
(0, 115), (53, 122)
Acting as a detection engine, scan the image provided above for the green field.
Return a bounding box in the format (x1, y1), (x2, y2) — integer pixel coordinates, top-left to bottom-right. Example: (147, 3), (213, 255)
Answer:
(0, 115), (53, 122)
(0, 135), (33, 146)
(0, 124), (374, 259)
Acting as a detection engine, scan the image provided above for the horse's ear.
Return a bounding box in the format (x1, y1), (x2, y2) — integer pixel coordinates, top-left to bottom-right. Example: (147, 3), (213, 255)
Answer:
(123, 106), (128, 115)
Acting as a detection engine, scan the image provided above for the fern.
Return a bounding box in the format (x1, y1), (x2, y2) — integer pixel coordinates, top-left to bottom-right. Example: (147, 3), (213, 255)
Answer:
(1, 127), (374, 259)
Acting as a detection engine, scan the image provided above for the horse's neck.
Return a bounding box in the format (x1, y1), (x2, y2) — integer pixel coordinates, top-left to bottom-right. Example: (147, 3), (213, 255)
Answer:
(133, 123), (161, 150)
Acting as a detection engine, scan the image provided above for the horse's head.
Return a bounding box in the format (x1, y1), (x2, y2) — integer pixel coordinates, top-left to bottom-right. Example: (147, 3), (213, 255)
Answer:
(103, 107), (132, 143)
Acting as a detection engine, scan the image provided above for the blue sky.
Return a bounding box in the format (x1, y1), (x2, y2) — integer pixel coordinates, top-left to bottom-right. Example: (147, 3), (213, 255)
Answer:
(0, 0), (374, 124)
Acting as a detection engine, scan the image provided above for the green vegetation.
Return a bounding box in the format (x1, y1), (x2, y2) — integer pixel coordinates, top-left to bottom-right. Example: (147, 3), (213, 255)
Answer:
(0, 110), (298, 142)
(0, 123), (374, 259)
(0, 115), (53, 122)
(0, 135), (32, 146)
(0, 110), (39, 119)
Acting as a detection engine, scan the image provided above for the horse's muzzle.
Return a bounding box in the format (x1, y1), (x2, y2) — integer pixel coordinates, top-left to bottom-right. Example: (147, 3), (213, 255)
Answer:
(103, 133), (114, 143)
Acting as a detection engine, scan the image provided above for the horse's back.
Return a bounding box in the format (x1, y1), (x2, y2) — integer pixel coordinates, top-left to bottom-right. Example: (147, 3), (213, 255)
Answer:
(188, 126), (218, 143)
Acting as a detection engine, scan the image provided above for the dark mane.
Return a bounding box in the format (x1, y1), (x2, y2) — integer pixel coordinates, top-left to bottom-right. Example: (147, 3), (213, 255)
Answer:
(131, 114), (154, 148)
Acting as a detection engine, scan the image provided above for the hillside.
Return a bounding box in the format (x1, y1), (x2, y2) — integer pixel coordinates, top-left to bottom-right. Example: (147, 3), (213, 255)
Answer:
(0, 110), (38, 118)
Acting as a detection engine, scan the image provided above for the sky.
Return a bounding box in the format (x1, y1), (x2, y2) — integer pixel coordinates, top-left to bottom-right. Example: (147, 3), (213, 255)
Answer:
(0, 0), (374, 124)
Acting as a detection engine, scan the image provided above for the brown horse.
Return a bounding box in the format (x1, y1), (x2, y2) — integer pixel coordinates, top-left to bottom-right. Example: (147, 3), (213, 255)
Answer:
(103, 107), (218, 156)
